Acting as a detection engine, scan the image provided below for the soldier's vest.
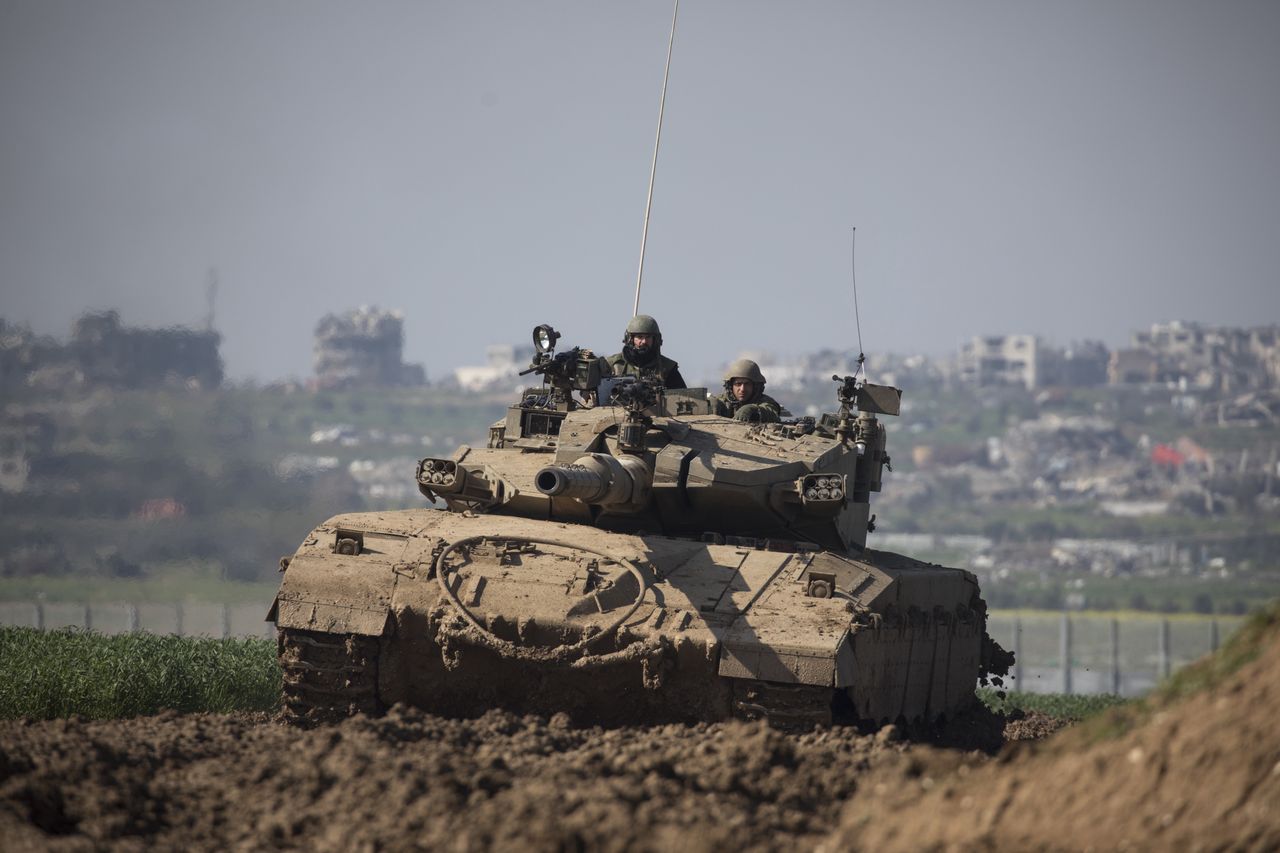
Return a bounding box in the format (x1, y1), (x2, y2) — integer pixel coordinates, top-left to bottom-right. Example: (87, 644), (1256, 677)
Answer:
(606, 353), (680, 385)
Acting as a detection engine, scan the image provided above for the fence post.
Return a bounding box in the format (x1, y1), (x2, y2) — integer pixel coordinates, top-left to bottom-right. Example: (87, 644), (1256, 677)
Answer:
(83, 603), (92, 632)
(1060, 610), (1073, 695)
(34, 601), (44, 630)
(127, 604), (139, 633)
(175, 602), (184, 637)
(220, 604), (231, 639)
(1110, 617), (1121, 695)
(1209, 619), (1219, 654)
(1158, 618), (1171, 680)
(1012, 616), (1023, 688)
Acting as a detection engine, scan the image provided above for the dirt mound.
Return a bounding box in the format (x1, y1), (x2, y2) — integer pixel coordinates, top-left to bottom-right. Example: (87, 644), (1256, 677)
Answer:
(829, 608), (1280, 851)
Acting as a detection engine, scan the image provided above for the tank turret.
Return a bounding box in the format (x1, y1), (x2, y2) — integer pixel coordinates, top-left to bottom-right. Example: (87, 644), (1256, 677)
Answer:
(417, 340), (899, 553)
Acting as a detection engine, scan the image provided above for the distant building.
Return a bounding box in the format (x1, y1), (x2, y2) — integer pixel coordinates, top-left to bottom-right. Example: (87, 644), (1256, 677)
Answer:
(0, 412), (54, 494)
(313, 307), (426, 389)
(1133, 321), (1220, 388)
(955, 335), (1108, 390)
(1057, 341), (1110, 387)
(1249, 326), (1280, 387)
(0, 312), (222, 390)
(1108, 348), (1158, 385)
(71, 311), (222, 389)
(453, 344), (534, 392)
(0, 319), (55, 387)
(1116, 321), (1280, 392)
(957, 334), (1045, 389)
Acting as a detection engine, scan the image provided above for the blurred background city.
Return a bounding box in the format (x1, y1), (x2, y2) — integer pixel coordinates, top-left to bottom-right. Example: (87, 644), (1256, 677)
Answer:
(1, 307), (1276, 694)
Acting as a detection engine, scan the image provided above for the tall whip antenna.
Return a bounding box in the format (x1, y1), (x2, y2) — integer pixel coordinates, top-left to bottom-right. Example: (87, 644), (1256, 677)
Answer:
(851, 226), (866, 380)
(633, 0), (680, 316)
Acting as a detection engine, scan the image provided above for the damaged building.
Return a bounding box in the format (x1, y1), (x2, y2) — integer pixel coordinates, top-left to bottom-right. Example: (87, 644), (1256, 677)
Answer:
(0, 312), (222, 391)
(313, 307), (426, 390)
(955, 335), (1109, 390)
(1110, 321), (1280, 392)
(953, 322), (1279, 394)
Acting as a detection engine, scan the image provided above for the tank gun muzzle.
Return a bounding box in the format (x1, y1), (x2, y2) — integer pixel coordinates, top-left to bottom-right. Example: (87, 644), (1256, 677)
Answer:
(534, 453), (651, 513)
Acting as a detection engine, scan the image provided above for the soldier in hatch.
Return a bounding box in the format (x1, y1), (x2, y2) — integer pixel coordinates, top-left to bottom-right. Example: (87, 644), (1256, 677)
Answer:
(713, 358), (784, 423)
(604, 314), (687, 389)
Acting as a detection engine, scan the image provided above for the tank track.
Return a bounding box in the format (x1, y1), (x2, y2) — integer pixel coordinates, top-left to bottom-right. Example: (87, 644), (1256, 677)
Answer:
(278, 628), (380, 724)
(731, 680), (836, 729)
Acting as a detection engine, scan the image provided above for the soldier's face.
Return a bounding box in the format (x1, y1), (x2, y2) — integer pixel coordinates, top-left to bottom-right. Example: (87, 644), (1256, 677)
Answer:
(731, 379), (754, 401)
(630, 333), (654, 351)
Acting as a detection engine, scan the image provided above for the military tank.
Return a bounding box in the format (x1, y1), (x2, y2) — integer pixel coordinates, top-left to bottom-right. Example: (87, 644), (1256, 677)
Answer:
(270, 325), (1011, 727)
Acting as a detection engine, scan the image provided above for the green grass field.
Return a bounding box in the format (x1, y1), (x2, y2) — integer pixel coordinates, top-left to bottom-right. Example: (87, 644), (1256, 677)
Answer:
(976, 688), (1129, 719)
(1, 624), (1134, 724)
(0, 627), (279, 720)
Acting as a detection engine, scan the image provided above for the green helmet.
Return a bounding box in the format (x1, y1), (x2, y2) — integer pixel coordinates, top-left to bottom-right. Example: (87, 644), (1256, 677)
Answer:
(624, 314), (663, 346)
(723, 358), (766, 386)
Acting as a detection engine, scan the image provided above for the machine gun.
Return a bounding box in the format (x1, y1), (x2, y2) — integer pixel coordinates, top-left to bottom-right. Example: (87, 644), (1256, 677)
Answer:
(822, 374), (900, 513)
(517, 324), (603, 411)
(605, 376), (663, 453)
(830, 374), (902, 446)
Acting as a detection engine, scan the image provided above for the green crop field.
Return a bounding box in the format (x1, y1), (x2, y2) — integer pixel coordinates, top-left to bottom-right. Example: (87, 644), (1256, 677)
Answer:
(0, 627), (279, 720)
(976, 688), (1129, 719)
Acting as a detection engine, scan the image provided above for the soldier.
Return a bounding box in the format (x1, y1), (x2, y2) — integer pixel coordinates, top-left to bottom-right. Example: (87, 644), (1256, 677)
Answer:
(604, 314), (687, 389)
(714, 358), (783, 423)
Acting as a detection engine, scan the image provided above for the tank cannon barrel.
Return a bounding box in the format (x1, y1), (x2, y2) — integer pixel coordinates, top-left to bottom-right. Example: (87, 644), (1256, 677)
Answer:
(534, 453), (651, 512)
(535, 465), (607, 501)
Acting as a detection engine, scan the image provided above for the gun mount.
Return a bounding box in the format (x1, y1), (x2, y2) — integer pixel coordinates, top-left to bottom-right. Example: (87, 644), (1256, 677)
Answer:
(516, 324), (603, 412)
(607, 376), (662, 453)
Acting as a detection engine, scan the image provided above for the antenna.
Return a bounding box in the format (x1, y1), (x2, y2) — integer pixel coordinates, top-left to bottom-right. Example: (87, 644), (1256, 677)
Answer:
(204, 267), (219, 332)
(633, 0), (680, 317)
(850, 227), (866, 381)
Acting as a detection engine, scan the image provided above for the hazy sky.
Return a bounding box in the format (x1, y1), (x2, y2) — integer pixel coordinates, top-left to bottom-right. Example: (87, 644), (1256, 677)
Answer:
(3, 0), (1278, 383)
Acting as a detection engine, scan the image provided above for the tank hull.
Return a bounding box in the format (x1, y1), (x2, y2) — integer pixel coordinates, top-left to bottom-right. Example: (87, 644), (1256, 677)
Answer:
(271, 508), (994, 727)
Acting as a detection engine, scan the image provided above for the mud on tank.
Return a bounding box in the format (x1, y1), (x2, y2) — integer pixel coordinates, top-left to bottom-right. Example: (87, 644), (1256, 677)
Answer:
(269, 324), (1012, 728)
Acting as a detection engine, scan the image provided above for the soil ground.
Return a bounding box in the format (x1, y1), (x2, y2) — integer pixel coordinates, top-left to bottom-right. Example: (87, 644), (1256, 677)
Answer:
(0, 708), (968, 852)
(3, 629), (1278, 852)
(831, 622), (1280, 852)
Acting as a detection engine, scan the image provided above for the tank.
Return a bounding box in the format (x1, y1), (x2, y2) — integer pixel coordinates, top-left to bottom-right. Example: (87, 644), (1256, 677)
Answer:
(270, 326), (1013, 727)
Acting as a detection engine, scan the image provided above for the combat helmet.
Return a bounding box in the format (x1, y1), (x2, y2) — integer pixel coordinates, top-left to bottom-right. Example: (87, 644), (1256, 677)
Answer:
(624, 314), (663, 346)
(723, 358), (766, 389)
(622, 314), (664, 366)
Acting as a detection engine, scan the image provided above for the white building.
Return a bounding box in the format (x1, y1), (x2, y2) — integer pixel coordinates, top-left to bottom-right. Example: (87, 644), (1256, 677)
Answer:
(453, 344), (534, 392)
(957, 334), (1047, 389)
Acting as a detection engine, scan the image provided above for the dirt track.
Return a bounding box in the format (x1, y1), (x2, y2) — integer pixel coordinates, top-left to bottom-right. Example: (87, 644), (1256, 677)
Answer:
(2, 628), (1278, 852)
